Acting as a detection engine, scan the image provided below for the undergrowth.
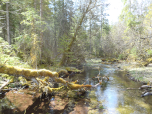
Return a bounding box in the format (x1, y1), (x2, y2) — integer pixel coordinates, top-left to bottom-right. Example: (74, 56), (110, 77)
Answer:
(0, 37), (31, 68)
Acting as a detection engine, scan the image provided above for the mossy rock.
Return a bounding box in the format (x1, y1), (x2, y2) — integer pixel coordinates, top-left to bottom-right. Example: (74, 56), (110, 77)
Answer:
(88, 109), (99, 114)
(89, 97), (102, 109)
(101, 58), (118, 64)
(146, 58), (152, 63)
(67, 90), (77, 98)
(140, 62), (149, 67)
(1, 74), (14, 83)
(88, 91), (96, 99)
(65, 67), (82, 73)
(89, 99), (98, 109)
(108, 58), (118, 62)
(1, 74), (10, 78)
(56, 68), (69, 77)
(137, 58), (152, 67)
(101, 58), (107, 62)
(126, 54), (136, 62)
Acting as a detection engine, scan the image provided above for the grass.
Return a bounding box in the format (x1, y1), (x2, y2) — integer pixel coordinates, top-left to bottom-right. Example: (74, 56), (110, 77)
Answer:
(127, 67), (152, 83)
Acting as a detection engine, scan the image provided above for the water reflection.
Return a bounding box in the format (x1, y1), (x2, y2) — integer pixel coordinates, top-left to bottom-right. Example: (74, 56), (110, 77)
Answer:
(84, 63), (152, 114)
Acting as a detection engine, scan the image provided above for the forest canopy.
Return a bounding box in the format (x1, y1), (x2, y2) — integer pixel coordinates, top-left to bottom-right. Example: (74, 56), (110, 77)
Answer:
(0, 0), (152, 66)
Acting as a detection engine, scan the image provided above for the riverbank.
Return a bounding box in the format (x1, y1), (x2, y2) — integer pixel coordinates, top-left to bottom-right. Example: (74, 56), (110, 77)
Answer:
(113, 60), (152, 83)
(88, 57), (151, 83)
(84, 58), (152, 83)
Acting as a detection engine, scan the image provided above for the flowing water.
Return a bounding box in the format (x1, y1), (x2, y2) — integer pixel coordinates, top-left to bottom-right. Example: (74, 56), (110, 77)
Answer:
(0, 60), (152, 114)
(79, 60), (152, 114)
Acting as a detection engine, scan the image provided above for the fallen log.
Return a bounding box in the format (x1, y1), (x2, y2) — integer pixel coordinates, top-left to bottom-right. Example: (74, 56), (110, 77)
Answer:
(0, 64), (107, 93)
(0, 64), (59, 78)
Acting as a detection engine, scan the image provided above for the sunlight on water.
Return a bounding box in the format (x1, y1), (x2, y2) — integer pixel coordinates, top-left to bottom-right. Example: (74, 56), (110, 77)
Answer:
(84, 62), (152, 114)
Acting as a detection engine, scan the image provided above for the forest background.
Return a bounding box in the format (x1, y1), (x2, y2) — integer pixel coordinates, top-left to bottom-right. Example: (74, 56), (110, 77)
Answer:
(0, 0), (152, 68)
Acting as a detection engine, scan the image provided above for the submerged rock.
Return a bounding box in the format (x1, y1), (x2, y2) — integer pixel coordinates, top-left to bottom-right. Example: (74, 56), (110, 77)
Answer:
(140, 85), (152, 89)
(141, 92), (152, 97)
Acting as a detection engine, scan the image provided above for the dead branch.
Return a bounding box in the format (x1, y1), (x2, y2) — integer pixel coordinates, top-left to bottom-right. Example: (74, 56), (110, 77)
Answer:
(0, 80), (10, 91)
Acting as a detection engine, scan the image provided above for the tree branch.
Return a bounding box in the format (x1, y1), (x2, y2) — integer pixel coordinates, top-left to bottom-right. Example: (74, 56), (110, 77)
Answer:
(0, 80), (10, 91)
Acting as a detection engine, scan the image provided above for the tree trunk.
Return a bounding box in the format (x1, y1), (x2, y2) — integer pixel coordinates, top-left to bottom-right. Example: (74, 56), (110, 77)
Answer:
(59, 0), (93, 66)
(99, 4), (103, 56)
(89, 18), (92, 55)
(6, 2), (10, 45)
(40, 0), (43, 60)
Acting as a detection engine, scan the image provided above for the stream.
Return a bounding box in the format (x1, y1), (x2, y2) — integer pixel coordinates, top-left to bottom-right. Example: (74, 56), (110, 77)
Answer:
(81, 61), (152, 114)
(0, 60), (152, 114)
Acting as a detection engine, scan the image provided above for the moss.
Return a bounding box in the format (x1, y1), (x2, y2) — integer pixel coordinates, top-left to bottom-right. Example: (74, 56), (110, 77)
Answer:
(146, 58), (152, 62)
(0, 64), (92, 92)
(1, 74), (14, 83)
(99, 104), (104, 109)
(89, 98), (98, 108)
(7, 66), (17, 74)
(101, 58), (118, 64)
(88, 108), (99, 114)
(65, 67), (82, 73)
(55, 78), (67, 84)
(67, 90), (77, 98)
(88, 91), (101, 109)
(47, 86), (64, 93)
(1, 74), (10, 78)
(117, 106), (134, 114)
(18, 76), (30, 86)
(88, 91), (96, 98)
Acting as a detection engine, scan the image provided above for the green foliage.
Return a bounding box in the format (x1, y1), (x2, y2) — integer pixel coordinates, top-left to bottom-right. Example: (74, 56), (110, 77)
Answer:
(58, 34), (70, 52)
(14, 5), (47, 67)
(130, 47), (137, 56)
(21, 8), (39, 25)
(0, 37), (30, 68)
(121, 0), (127, 5)
(147, 49), (152, 56)
(144, 4), (152, 35)
(103, 22), (110, 35)
(1, 0), (9, 2)
(118, 54), (125, 60)
(99, 105), (104, 109)
(120, 0), (144, 32)
(0, 0), (109, 66)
